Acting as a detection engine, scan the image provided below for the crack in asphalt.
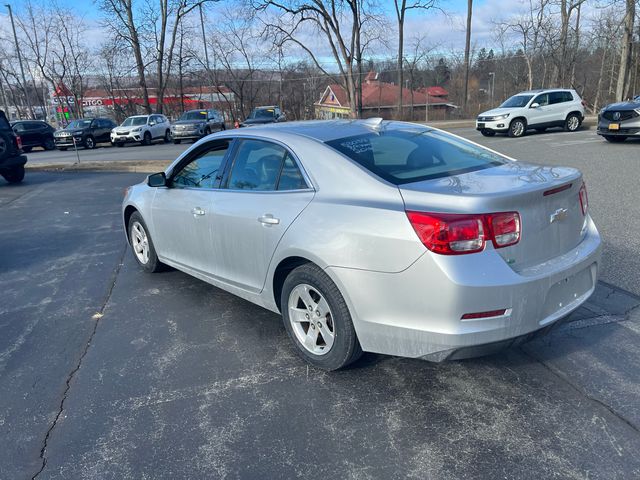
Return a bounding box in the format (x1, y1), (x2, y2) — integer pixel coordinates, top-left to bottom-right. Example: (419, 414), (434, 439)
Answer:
(31, 243), (128, 480)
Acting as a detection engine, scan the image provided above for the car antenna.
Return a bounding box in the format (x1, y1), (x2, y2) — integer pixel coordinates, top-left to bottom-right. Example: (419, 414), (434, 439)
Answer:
(361, 117), (384, 130)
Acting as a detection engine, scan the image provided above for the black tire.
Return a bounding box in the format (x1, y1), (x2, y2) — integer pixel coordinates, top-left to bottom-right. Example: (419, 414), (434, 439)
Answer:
(564, 113), (581, 132)
(84, 135), (96, 149)
(164, 130), (171, 143)
(58, 147), (68, 151)
(480, 129), (495, 137)
(2, 165), (25, 184)
(22, 146), (32, 153)
(281, 263), (362, 371)
(128, 211), (163, 273)
(220, 124), (226, 131)
(142, 132), (152, 146)
(508, 118), (527, 138)
(44, 137), (55, 150)
(535, 127), (547, 133)
(603, 135), (627, 143)
(173, 139), (181, 144)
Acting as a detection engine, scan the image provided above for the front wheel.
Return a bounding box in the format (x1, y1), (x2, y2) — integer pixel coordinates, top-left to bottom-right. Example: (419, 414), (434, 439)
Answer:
(164, 130), (171, 143)
(141, 132), (152, 146)
(508, 118), (526, 138)
(84, 136), (96, 149)
(2, 165), (25, 184)
(128, 211), (163, 273)
(480, 129), (495, 137)
(603, 135), (627, 143)
(281, 263), (362, 371)
(44, 138), (55, 150)
(564, 113), (581, 132)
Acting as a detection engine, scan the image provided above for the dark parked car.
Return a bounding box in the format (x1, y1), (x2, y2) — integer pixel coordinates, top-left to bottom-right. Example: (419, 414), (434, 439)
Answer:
(0, 110), (27, 184)
(171, 109), (225, 144)
(10, 120), (55, 152)
(54, 117), (117, 150)
(597, 95), (640, 143)
(240, 106), (286, 127)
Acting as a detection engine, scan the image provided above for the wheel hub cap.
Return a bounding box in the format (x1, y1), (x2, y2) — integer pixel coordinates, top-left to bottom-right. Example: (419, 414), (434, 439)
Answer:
(131, 221), (150, 264)
(288, 284), (335, 356)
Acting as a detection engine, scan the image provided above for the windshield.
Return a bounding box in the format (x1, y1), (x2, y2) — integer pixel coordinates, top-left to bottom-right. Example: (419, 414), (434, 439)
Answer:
(249, 109), (275, 119)
(499, 95), (534, 108)
(122, 117), (147, 127)
(67, 119), (92, 129)
(179, 111), (207, 121)
(325, 128), (506, 185)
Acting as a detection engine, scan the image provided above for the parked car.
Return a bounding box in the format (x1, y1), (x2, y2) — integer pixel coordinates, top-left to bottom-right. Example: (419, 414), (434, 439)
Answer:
(10, 119), (56, 151)
(54, 117), (117, 150)
(110, 114), (171, 147)
(171, 109), (225, 144)
(596, 95), (640, 143)
(122, 119), (601, 370)
(240, 106), (286, 127)
(476, 89), (586, 137)
(0, 110), (27, 184)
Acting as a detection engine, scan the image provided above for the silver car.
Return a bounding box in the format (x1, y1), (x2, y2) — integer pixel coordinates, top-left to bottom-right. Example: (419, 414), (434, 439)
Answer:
(122, 119), (602, 370)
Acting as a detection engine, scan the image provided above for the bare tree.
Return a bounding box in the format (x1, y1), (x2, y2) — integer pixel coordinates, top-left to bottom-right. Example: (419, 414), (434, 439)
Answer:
(616, 0), (635, 101)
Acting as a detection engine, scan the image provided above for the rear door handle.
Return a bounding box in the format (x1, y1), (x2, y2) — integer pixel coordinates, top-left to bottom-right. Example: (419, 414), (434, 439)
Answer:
(191, 207), (206, 216)
(258, 214), (280, 225)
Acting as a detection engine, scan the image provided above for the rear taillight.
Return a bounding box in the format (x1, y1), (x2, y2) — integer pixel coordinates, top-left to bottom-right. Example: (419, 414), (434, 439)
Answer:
(579, 183), (588, 216)
(16, 136), (22, 150)
(406, 211), (521, 255)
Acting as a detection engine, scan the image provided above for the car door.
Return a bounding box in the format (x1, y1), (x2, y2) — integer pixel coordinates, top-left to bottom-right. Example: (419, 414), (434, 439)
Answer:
(150, 138), (232, 271)
(547, 91), (568, 125)
(210, 138), (314, 293)
(528, 93), (552, 126)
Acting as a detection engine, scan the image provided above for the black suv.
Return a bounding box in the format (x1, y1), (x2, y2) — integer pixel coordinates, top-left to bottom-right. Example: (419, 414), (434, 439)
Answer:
(54, 117), (117, 150)
(11, 120), (56, 152)
(0, 110), (27, 184)
(240, 106), (286, 127)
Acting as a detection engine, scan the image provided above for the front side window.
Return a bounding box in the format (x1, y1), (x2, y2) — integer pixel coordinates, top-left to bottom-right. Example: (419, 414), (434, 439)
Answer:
(172, 141), (230, 189)
(325, 128), (506, 185)
(533, 93), (549, 106)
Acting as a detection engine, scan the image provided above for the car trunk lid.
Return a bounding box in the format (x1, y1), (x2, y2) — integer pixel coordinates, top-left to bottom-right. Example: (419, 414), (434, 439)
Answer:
(399, 162), (586, 271)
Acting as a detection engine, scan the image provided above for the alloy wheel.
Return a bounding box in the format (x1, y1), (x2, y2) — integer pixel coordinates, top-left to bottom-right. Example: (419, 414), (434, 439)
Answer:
(567, 115), (579, 131)
(131, 221), (150, 264)
(287, 284), (335, 356)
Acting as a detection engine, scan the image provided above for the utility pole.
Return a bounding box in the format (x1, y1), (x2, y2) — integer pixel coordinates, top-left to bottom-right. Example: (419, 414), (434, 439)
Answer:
(488, 72), (495, 107)
(6, 3), (33, 119)
(199, 3), (210, 71)
(462, 0), (473, 114)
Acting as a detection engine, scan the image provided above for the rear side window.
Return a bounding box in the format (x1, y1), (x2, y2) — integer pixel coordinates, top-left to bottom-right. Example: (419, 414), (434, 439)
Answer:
(325, 128), (506, 185)
(226, 139), (286, 191)
(550, 91), (573, 104)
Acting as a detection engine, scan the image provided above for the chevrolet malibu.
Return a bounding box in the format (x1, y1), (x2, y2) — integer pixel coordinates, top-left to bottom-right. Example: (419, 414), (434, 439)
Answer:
(122, 119), (602, 370)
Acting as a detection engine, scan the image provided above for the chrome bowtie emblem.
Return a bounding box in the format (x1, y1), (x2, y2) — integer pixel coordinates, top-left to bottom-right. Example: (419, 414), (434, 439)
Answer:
(612, 112), (621, 121)
(550, 208), (569, 223)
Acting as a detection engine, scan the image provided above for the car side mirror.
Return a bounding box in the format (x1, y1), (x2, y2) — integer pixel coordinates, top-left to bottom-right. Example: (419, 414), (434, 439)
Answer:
(149, 121), (156, 126)
(530, 103), (540, 109)
(148, 172), (166, 187)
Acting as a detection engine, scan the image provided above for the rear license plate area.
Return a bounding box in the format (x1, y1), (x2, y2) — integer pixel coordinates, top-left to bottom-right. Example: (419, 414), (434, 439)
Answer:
(540, 265), (595, 323)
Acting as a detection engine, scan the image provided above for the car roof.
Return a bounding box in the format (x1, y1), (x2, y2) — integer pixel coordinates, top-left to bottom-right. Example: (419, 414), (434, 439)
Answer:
(518, 88), (575, 94)
(229, 119), (427, 143)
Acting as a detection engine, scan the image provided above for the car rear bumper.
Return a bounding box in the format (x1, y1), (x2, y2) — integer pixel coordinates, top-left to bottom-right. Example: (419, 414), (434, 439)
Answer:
(327, 216), (602, 361)
(0, 154), (27, 170)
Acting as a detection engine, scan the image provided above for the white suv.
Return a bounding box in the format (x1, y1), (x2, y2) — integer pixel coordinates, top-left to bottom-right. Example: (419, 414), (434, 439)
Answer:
(111, 114), (171, 147)
(476, 89), (585, 138)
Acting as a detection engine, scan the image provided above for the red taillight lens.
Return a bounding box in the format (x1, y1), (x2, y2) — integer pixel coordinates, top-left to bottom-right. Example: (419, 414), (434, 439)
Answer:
(406, 211), (521, 255)
(487, 212), (520, 248)
(579, 183), (588, 216)
(16, 136), (22, 150)
(461, 309), (507, 320)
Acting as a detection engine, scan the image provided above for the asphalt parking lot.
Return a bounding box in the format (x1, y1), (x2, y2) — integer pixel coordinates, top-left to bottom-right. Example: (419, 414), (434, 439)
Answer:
(2, 126), (640, 479)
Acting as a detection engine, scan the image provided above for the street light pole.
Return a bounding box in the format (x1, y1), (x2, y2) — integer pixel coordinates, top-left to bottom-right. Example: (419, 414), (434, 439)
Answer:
(6, 3), (33, 119)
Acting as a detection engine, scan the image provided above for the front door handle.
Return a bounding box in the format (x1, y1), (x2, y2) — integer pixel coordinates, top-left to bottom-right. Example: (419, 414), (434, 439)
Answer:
(258, 214), (280, 225)
(191, 207), (206, 216)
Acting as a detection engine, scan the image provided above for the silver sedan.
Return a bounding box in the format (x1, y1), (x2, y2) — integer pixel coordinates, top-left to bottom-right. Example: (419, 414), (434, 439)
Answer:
(122, 119), (602, 370)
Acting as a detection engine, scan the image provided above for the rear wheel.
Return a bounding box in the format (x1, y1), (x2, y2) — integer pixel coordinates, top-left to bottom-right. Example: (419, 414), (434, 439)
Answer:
(508, 118), (526, 137)
(281, 264), (362, 371)
(142, 132), (152, 146)
(128, 211), (163, 273)
(2, 165), (25, 184)
(84, 136), (95, 149)
(480, 129), (495, 137)
(604, 135), (627, 143)
(564, 113), (581, 132)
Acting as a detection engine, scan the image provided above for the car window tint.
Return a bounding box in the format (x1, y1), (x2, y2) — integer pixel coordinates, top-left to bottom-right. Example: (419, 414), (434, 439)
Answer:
(549, 92), (562, 104)
(533, 93), (549, 106)
(278, 154), (308, 190)
(226, 139), (286, 191)
(326, 128), (506, 185)
(172, 142), (230, 189)
(12, 123), (25, 132)
(563, 92), (574, 102)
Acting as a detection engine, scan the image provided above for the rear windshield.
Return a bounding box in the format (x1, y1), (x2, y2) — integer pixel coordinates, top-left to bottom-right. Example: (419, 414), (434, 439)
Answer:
(325, 128), (506, 185)
(500, 95), (533, 108)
